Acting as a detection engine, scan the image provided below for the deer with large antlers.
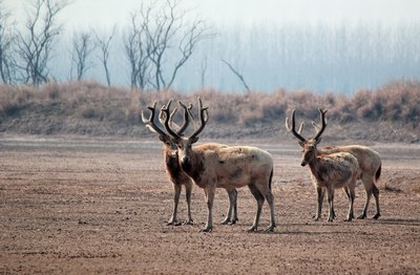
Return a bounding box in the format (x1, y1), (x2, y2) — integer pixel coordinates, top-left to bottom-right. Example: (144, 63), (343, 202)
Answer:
(142, 101), (194, 225)
(163, 98), (276, 232)
(142, 100), (239, 226)
(159, 100), (241, 226)
(286, 109), (361, 222)
(310, 123), (381, 219)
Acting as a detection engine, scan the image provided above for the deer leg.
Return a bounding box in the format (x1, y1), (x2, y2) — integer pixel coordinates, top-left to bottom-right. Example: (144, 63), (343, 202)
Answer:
(372, 184), (381, 219)
(247, 183), (265, 232)
(200, 185), (215, 233)
(345, 188), (355, 222)
(183, 181), (193, 225)
(167, 183), (181, 226)
(358, 176), (373, 219)
(254, 179), (276, 232)
(264, 192), (276, 232)
(327, 188), (335, 222)
(230, 189), (239, 224)
(221, 189), (234, 225)
(313, 186), (324, 221)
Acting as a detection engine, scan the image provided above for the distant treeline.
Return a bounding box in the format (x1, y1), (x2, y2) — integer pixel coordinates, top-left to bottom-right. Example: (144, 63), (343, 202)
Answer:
(1, 1), (420, 93)
(0, 81), (418, 142)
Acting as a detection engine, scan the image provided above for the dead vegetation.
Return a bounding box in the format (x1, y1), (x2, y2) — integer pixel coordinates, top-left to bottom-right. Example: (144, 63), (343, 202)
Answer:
(0, 80), (419, 141)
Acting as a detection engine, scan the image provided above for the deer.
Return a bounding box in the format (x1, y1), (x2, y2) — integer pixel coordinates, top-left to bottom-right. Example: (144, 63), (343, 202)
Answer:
(286, 108), (361, 222)
(142, 101), (239, 226)
(162, 98), (276, 233)
(304, 112), (381, 219)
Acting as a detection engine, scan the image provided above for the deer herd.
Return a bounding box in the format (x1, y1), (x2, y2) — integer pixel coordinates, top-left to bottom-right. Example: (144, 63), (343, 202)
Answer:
(142, 98), (382, 233)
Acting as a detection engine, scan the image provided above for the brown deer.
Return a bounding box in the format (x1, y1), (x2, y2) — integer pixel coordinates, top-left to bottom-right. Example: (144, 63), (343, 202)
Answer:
(142, 101), (239, 226)
(142, 101), (194, 225)
(306, 114), (381, 219)
(286, 109), (361, 222)
(163, 98), (276, 233)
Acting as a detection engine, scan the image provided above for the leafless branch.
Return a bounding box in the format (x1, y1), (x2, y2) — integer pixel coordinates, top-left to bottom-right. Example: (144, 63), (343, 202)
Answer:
(0, 0), (17, 84)
(95, 26), (115, 87)
(134, 0), (208, 91)
(71, 30), (96, 81)
(221, 59), (251, 93)
(16, 0), (67, 86)
(124, 8), (152, 90)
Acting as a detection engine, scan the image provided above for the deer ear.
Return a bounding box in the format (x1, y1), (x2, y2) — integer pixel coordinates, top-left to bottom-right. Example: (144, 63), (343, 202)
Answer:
(158, 135), (170, 144)
(298, 140), (305, 147)
(190, 136), (199, 144)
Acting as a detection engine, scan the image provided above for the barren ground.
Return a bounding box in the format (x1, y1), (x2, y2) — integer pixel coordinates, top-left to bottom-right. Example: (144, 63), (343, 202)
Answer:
(0, 136), (420, 274)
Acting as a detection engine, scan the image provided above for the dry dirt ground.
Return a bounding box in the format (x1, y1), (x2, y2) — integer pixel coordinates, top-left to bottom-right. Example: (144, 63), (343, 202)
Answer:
(0, 136), (420, 274)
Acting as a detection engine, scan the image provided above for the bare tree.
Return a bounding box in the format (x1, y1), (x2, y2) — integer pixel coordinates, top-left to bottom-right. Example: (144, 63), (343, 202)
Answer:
(95, 27), (115, 87)
(221, 59), (251, 93)
(139, 0), (208, 90)
(124, 9), (152, 89)
(0, 1), (15, 84)
(71, 31), (96, 81)
(16, 0), (67, 86)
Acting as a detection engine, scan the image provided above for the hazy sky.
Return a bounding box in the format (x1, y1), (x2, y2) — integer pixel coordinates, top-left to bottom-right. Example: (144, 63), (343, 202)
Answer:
(5, 0), (420, 31)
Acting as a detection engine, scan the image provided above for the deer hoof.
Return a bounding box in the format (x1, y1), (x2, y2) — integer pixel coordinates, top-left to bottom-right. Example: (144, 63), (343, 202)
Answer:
(221, 218), (230, 225)
(357, 214), (366, 219)
(183, 219), (193, 225)
(200, 226), (213, 233)
(264, 225), (276, 233)
(373, 213), (381, 220)
(167, 220), (181, 226)
(247, 226), (258, 233)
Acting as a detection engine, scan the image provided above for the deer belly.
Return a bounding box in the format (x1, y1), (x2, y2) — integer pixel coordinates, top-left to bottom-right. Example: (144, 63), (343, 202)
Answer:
(313, 170), (354, 189)
(216, 168), (251, 188)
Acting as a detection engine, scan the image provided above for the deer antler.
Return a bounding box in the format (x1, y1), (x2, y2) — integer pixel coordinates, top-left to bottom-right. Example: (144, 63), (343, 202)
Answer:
(189, 97), (209, 141)
(177, 101), (193, 135)
(160, 99), (182, 140)
(141, 102), (170, 138)
(159, 100), (192, 136)
(285, 109), (306, 142)
(163, 98), (209, 142)
(313, 108), (328, 141)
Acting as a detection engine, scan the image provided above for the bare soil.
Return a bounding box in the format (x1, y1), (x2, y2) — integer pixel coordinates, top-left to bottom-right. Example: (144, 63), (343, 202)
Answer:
(1, 136), (420, 274)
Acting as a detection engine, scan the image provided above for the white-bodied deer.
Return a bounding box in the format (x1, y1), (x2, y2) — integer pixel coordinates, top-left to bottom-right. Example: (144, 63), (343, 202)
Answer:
(142, 101), (239, 226)
(310, 122), (381, 219)
(286, 109), (361, 222)
(159, 100), (240, 225)
(302, 112), (381, 219)
(163, 98), (276, 232)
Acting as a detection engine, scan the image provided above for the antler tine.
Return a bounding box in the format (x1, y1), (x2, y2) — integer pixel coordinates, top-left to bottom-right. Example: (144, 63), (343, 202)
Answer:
(177, 100), (192, 135)
(285, 109), (306, 142)
(311, 121), (320, 132)
(141, 102), (168, 137)
(313, 108), (328, 141)
(161, 99), (182, 140)
(189, 97), (209, 140)
(297, 121), (304, 135)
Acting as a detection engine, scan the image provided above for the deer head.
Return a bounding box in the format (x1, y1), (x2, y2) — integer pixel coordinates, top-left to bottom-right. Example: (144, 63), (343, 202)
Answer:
(141, 100), (190, 150)
(285, 108), (328, 166)
(162, 97), (209, 169)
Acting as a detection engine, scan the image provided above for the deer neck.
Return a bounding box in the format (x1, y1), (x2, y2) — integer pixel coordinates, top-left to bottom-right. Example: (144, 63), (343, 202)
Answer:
(182, 148), (204, 182)
(164, 147), (183, 181)
(308, 150), (323, 181)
